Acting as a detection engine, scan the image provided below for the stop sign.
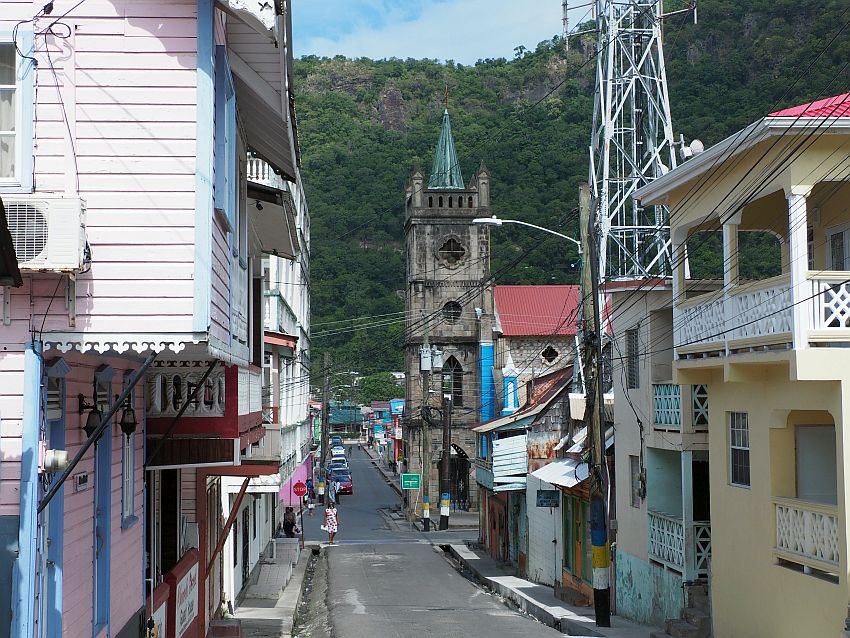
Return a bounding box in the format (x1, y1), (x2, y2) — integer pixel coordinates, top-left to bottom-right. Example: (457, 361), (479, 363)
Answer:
(293, 482), (307, 497)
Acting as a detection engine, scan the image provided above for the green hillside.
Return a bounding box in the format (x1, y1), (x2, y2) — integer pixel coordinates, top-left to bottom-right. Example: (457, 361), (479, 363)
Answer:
(296, 0), (850, 378)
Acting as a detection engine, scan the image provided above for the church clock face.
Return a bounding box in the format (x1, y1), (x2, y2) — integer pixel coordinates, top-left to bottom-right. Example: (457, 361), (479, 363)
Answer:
(436, 235), (466, 268)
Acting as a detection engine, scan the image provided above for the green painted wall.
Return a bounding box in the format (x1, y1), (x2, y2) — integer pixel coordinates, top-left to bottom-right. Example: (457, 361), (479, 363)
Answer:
(615, 550), (684, 627)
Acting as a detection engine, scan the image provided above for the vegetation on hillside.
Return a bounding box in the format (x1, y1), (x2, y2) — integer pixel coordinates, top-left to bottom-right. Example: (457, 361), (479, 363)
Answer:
(296, 0), (849, 383)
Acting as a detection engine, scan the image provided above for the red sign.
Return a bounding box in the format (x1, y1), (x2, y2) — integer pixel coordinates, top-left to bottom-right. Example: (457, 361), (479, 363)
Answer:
(293, 482), (307, 497)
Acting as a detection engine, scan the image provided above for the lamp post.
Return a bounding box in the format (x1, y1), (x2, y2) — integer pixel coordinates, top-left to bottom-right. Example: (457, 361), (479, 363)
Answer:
(472, 216), (582, 252)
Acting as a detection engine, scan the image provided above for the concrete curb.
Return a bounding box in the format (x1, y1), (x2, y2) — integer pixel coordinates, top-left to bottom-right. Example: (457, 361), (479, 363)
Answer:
(445, 544), (604, 637)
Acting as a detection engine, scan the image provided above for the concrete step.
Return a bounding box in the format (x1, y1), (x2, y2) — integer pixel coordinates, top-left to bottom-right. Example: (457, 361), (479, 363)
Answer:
(689, 592), (711, 614)
(664, 619), (701, 638)
(682, 607), (711, 637)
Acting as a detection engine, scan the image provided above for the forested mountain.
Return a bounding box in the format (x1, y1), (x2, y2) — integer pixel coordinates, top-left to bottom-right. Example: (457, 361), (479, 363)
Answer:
(296, 0), (850, 379)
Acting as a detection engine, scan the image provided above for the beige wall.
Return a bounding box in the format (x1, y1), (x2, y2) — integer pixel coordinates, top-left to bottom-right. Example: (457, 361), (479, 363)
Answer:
(678, 354), (850, 638)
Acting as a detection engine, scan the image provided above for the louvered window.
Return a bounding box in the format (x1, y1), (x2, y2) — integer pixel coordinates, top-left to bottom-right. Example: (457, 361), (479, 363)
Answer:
(45, 377), (63, 421)
(626, 327), (640, 389)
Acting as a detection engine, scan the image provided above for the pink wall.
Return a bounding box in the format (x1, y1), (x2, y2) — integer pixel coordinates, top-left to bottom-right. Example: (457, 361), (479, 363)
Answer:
(279, 455), (313, 506)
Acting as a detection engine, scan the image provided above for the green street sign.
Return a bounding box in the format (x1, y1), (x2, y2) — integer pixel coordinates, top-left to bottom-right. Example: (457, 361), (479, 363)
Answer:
(401, 473), (421, 490)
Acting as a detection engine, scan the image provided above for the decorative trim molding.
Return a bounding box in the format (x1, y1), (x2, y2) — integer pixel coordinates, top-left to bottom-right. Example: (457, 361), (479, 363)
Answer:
(41, 333), (200, 355)
(44, 357), (71, 379)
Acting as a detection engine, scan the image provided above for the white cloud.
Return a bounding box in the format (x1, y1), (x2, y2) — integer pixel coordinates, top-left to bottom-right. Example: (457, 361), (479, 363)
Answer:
(296, 0), (564, 64)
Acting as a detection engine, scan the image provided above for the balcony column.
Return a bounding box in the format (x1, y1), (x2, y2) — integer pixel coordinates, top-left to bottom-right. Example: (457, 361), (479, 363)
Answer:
(787, 186), (812, 349)
(722, 221), (739, 289)
(681, 449), (697, 581)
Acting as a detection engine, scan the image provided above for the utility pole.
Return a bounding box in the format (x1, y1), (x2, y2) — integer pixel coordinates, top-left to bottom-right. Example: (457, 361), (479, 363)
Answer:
(420, 331), (432, 531)
(439, 393), (452, 530)
(321, 351), (331, 504)
(579, 182), (611, 626)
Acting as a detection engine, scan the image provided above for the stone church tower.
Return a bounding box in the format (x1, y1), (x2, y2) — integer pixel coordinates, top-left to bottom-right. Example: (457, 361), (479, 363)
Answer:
(403, 109), (496, 514)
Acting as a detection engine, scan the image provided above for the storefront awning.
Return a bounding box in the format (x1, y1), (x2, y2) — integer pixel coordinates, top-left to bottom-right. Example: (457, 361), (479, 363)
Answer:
(473, 409), (540, 434)
(264, 330), (297, 349)
(530, 458), (589, 488)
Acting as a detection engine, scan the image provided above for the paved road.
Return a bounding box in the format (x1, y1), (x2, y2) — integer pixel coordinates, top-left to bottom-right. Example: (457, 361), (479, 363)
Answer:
(298, 446), (562, 638)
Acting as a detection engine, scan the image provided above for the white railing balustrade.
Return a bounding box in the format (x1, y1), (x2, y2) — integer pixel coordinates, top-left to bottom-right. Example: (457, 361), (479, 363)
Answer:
(653, 384), (681, 428)
(728, 276), (793, 340)
(238, 368), (263, 416)
(247, 157), (287, 190)
(774, 497), (839, 571)
(676, 295), (725, 350)
(809, 274), (850, 331)
(648, 510), (685, 570)
(694, 521), (711, 577)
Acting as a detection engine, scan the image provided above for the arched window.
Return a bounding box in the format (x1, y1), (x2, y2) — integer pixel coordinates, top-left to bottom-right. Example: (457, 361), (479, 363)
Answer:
(442, 301), (462, 323)
(438, 196), (444, 207)
(448, 196), (453, 208)
(442, 356), (464, 406)
(428, 196), (433, 207)
(468, 196), (473, 208)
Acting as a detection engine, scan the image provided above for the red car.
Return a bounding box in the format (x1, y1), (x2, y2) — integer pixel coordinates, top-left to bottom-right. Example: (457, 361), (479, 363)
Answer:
(331, 471), (353, 495)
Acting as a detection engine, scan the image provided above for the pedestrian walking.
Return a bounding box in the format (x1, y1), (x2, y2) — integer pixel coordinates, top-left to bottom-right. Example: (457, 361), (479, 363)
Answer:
(323, 501), (339, 544)
(334, 479), (342, 503)
(282, 506), (297, 538)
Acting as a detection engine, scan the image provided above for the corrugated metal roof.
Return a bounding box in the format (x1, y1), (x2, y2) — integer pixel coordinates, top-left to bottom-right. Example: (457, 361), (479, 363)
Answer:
(494, 285), (581, 336)
(769, 93), (850, 118)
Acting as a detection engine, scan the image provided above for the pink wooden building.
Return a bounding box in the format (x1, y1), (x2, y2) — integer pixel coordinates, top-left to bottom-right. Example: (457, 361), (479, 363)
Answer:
(0, 1), (301, 637)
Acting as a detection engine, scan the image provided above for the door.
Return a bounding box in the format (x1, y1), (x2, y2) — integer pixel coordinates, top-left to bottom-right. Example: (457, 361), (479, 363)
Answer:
(241, 509), (250, 584)
(796, 425), (837, 504)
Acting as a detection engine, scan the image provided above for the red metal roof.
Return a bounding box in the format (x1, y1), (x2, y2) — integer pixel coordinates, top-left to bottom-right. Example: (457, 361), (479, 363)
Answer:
(769, 93), (850, 118)
(494, 285), (581, 336)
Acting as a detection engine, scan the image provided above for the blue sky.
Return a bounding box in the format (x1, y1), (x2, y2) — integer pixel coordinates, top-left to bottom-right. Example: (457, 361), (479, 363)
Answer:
(292, 0), (589, 64)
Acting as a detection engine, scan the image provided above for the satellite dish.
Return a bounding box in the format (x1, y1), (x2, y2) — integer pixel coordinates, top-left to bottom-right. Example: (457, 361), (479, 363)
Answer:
(690, 139), (705, 155)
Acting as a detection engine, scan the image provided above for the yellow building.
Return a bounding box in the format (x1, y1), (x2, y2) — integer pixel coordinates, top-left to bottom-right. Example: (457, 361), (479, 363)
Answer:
(635, 93), (850, 637)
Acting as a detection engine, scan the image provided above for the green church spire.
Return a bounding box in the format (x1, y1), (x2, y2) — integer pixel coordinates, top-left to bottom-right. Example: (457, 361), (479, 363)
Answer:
(428, 109), (464, 189)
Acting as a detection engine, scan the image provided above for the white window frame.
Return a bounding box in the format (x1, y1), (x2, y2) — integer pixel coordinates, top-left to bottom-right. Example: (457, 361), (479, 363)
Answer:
(0, 31), (34, 193)
(729, 411), (750, 488)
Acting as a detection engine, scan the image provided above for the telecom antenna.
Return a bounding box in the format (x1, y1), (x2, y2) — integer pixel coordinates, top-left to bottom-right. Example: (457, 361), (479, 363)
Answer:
(589, 1), (694, 280)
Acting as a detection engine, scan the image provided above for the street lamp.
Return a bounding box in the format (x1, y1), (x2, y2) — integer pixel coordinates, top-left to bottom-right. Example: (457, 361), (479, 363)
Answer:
(472, 215), (582, 252)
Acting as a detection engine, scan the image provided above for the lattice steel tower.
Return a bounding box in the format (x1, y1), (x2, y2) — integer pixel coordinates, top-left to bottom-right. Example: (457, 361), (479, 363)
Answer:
(589, 1), (680, 280)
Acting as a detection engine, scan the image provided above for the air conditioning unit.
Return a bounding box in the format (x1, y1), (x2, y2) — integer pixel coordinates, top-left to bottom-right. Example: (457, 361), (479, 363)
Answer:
(4, 195), (86, 272)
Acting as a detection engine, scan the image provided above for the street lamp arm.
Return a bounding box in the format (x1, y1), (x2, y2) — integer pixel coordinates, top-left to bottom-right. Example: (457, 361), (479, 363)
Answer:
(472, 217), (582, 250)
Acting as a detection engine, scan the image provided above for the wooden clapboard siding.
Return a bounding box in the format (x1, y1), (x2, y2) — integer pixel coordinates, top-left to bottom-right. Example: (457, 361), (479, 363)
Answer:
(181, 468), (197, 524)
(0, 352), (24, 515)
(211, 216), (232, 345)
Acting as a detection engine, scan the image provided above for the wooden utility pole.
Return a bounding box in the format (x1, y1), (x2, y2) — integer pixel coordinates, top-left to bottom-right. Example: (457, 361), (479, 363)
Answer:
(420, 331), (432, 531)
(579, 182), (611, 626)
(439, 393), (452, 530)
(321, 352), (331, 503)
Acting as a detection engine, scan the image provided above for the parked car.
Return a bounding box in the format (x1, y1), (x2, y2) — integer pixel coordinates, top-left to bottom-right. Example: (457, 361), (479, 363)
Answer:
(330, 445), (346, 456)
(328, 460), (349, 473)
(331, 435), (344, 446)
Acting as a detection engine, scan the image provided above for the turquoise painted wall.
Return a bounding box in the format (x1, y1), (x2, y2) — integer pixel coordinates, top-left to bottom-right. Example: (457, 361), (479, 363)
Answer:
(615, 550), (684, 627)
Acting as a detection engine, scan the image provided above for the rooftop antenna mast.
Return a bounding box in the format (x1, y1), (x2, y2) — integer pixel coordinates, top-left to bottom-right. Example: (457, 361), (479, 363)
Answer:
(562, 0), (569, 47)
(589, 1), (696, 280)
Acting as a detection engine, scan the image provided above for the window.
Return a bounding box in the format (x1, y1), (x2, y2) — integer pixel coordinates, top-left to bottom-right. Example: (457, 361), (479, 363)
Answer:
(252, 499), (257, 539)
(438, 237), (466, 266)
(0, 34), (34, 192)
(442, 356), (464, 406)
(121, 373), (137, 528)
(729, 412), (750, 487)
(541, 345), (559, 364)
(630, 455), (642, 507)
(625, 327), (639, 389)
(442, 301), (462, 323)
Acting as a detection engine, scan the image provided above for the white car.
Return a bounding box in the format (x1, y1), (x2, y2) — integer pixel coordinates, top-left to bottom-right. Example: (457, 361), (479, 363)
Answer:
(330, 445), (345, 456)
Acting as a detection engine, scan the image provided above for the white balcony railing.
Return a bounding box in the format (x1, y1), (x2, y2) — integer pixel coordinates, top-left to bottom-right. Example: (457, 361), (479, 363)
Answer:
(675, 274), (799, 354)
(648, 510), (711, 577)
(648, 510), (685, 570)
(808, 274), (850, 336)
(774, 497), (839, 572)
(264, 291), (298, 336)
(653, 384), (681, 428)
(247, 156), (287, 191)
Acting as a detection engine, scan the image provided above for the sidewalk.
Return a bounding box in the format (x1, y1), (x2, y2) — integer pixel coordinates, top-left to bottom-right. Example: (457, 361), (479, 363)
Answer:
(362, 445), (479, 530)
(446, 543), (661, 638)
(210, 539), (308, 637)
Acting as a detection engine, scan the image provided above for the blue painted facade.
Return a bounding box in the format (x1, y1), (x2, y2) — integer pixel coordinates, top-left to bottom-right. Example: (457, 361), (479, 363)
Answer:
(502, 374), (518, 415)
(192, 0), (215, 332)
(12, 343), (41, 638)
(479, 342), (495, 421)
